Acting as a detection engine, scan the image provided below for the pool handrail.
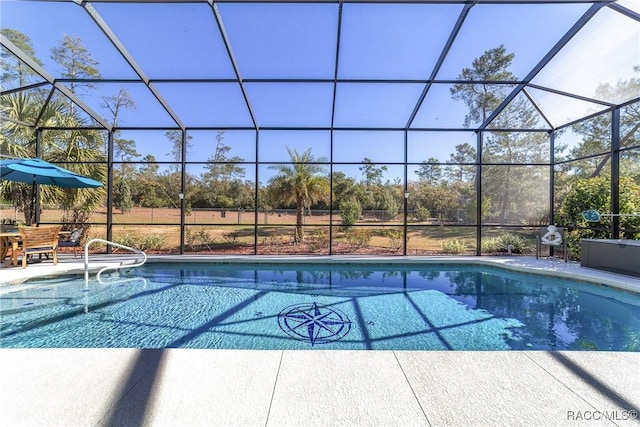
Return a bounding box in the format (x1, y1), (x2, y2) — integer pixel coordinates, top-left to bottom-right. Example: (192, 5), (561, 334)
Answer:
(84, 238), (147, 285)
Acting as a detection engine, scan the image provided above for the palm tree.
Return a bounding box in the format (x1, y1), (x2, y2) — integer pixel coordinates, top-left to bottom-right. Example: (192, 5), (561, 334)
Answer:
(268, 147), (330, 243)
(0, 91), (107, 224)
(45, 114), (108, 227)
(1, 91), (64, 223)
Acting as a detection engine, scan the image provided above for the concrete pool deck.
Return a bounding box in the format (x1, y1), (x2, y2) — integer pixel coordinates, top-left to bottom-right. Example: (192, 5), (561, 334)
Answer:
(1, 255), (639, 426)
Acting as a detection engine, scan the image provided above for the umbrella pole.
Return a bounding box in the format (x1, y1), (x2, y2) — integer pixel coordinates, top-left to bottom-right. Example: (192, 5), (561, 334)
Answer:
(29, 177), (36, 226)
(34, 179), (40, 225)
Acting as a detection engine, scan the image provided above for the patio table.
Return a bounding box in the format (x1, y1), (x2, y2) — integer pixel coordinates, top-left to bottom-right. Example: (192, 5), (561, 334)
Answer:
(1, 230), (70, 267)
(0, 231), (20, 267)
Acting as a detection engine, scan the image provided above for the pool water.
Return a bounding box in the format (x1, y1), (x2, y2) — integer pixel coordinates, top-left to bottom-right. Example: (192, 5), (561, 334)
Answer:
(1, 263), (639, 351)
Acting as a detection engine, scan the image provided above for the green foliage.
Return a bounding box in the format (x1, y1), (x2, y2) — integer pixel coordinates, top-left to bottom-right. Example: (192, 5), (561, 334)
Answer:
(138, 234), (168, 251)
(113, 232), (167, 251)
(482, 233), (531, 254)
(559, 176), (640, 257)
(412, 205), (431, 222)
(186, 227), (214, 251)
(268, 147), (330, 242)
(113, 233), (138, 249)
(51, 34), (101, 95)
(1, 87), (107, 224)
(481, 237), (500, 253)
(331, 171), (363, 210)
(560, 176), (610, 234)
(450, 45), (515, 127)
(442, 239), (468, 254)
(307, 229), (329, 253)
(385, 229), (404, 252)
(346, 228), (372, 248)
(113, 179), (133, 213)
(560, 176), (640, 235)
(409, 182), (464, 222)
(359, 158), (387, 186)
(204, 131), (245, 181)
(339, 198), (361, 230)
(380, 188), (400, 220)
(1, 29), (43, 85)
(500, 233), (531, 254)
(415, 158), (443, 182)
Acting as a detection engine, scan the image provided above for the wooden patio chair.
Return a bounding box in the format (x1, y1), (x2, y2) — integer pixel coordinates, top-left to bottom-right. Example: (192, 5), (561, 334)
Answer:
(18, 225), (61, 268)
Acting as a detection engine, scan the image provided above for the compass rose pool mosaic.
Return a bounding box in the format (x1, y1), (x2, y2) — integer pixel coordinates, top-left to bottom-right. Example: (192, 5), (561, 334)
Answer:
(1, 263), (639, 351)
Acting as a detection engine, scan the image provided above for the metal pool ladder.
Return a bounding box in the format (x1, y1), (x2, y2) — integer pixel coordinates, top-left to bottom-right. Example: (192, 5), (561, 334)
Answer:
(84, 238), (147, 285)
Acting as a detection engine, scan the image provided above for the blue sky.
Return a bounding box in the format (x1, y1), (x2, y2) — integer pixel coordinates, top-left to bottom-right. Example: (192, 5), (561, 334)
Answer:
(2, 0), (638, 180)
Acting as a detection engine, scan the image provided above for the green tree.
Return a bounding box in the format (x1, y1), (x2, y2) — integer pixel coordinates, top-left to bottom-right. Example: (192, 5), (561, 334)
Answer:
(446, 143), (477, 183)
(134, 156), (163, 207)
(378, 186), (401, 221)
(358, 158), (392, 212)
(559, 176), (640, 255)
(268, 147), (330, 243)
(451, 45), (546, 224)
(331, 171), (365, 210)
(450, 44), (515, 127)
(103, 87), (139, 181)
(204, 131), (245, 181)
(415, 158), (443, 182)
(113, 178), (133, 213)
(102, 87), (136, 128)
(0, 28), (44, 87)
(359, 158), (387, 187)
(51, 34), (101, 115)
(195, 131), (248, 209)
(1, 32), (107, 226)
(46, 118), (108, 229)
(165, 130), (192, 172)
(339, 198), (362, 230)
(566, 72), (640, 179)
(408, 181), (465, 223)
(0, 89), (107, 224)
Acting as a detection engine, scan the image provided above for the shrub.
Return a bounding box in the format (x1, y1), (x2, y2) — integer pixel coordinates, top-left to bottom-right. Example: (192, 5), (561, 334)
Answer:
(339, 199), (362, 230)
(139, 233), (167, 251)
(186, 227), (214, 251)
(483, 233), (530, 254)
(347, 228), (371, 248)
(307, 229), (329, 253)
(412, 206), (431, 222)
(385, 229), (404, 252)
(482, 236), (501, 253)
(113, 232), (167, 251)
(222, 231), (239, 245)
(442, 239), (468, 254)
(113, 232), (139, 249)
(498, 233), (530, 254)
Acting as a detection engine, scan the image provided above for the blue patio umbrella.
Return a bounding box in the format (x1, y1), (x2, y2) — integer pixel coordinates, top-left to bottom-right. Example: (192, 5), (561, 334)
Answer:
(1, 157), (103, 224)
(1, 158), (103, 188)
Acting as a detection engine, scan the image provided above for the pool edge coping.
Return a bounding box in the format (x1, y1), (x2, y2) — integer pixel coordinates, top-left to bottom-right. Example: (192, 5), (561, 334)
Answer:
(2, 255), (639, 295)
(140, 255), (640, 294)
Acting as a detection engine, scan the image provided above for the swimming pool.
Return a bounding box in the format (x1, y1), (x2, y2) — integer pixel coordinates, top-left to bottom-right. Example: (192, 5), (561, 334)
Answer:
(1, 263), (639, 351)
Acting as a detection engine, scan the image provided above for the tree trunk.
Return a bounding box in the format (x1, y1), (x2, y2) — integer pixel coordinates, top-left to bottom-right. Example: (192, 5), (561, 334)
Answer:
(295, 196), (304, 243)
